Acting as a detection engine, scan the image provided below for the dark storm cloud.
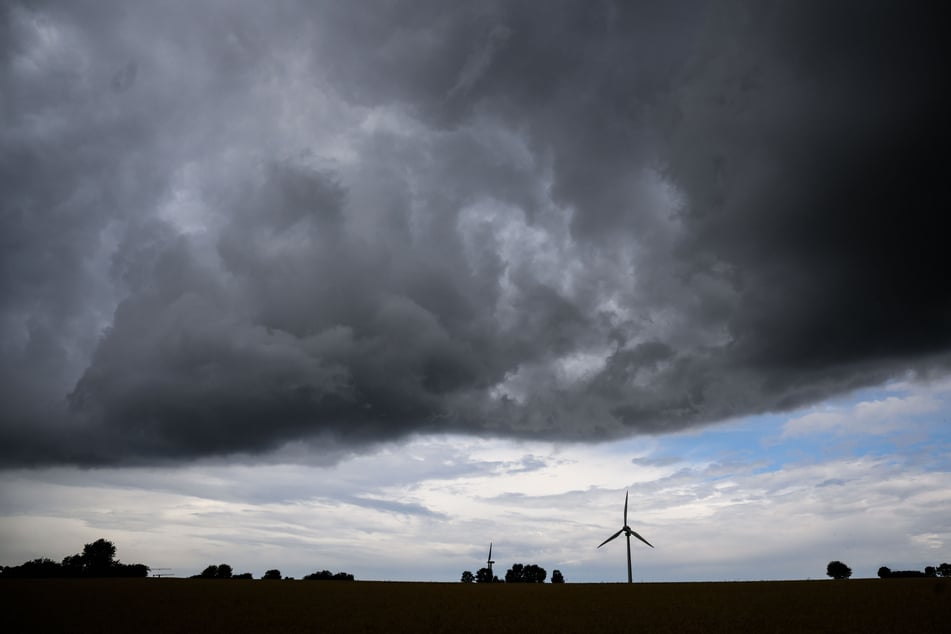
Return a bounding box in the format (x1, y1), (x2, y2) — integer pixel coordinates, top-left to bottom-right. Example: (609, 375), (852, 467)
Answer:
(1, 0), (947, 467)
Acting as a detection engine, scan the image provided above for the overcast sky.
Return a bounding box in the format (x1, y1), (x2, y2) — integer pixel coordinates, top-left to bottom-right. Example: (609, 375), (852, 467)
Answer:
(2, 0), (948, 582)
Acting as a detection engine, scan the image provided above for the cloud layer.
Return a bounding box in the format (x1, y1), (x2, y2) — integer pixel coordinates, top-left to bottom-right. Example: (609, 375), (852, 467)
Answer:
(2, 380), (948, 581)
(1, 1), (948, 466)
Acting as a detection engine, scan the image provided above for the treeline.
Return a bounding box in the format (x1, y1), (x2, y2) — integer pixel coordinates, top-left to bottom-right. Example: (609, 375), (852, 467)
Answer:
(878, 563), (951, 579)
(303, 570), (355, 581)
(461, 563), (565, 583)
(0, 539), (148, 578)
(1, 538), (356, 582)
(191, 563), (354, 581)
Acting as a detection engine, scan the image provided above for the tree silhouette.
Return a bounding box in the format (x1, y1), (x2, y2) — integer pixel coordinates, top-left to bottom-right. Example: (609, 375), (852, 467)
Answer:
(878, 566), (891, 579)
(303, 570), (354, 581)
(82, 539), (117, 575)
(460, 570), (474, 583)
(551, 569), (565, 583)
(505, 563), (524, 583)
(2, 558), (62, 578)
(199, 564), (233, 579)
(1, 539), (147, 578)
(524, 564), (546, 583)
(122, 563), (149, 577)
(826, 561), (852, 580)
(61, 554), (85, 577)
(505, 563), (547, 583)
(937, 563), (951, 577)
(263, 569), (282, 580)
(475, 567), (495, 583)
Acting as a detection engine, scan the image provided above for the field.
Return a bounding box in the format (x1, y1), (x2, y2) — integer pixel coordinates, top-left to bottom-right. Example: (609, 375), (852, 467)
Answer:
(3, 578), (949, 633)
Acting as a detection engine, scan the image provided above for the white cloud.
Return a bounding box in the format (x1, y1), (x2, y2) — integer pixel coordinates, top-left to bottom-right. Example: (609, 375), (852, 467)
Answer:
(3, 401), (949, 582)
(782, 392), (942, 438)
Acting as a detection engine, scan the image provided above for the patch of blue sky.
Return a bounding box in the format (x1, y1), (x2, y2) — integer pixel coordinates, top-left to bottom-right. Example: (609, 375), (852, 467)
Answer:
(605, 378), (951, 486)
(786, 381), (951, 469)
(651, 412), (791, 469)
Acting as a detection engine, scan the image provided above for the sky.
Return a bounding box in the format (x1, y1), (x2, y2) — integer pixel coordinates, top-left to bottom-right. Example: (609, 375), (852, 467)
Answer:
(1, 0), (948, 582)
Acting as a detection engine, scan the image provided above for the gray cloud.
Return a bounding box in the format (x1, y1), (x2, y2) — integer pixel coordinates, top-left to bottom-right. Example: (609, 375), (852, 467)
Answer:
(447, 25), (512, 100)
(1, 0), (948, 467)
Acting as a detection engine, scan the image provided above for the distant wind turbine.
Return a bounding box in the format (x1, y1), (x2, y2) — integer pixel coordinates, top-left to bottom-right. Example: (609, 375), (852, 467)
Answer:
(486, 542), (495, 580)
(597, 491), (653, 583)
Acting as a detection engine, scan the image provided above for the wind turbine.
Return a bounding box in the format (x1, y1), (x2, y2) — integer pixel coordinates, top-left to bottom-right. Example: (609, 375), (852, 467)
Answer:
(486, 542), (495, 580)
(597, 490), (653, 583)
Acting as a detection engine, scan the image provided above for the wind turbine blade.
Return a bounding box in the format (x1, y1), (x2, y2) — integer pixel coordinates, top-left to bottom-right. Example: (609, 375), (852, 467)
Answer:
(624, 491), (629, 525)
(597, 529), (624, 548)
(488, 542), (492, 560)
(631, 530), (654, 548)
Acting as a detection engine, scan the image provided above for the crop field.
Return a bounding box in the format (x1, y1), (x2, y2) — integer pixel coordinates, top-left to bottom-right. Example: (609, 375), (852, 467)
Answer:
(3, 577), (949, 633)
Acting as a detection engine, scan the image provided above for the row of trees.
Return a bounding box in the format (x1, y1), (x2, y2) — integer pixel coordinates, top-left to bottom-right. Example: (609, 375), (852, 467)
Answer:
(1, 539), (148, 578)
(0, 538), (356, 581)
(878, 563), (951, 579)
(193, 564), (354, 581)
(461, 564), (565, 583)
(304, 570), (355, 581)
(827, 560), (951, 580)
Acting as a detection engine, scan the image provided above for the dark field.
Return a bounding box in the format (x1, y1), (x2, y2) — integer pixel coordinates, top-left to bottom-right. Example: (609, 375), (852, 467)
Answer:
(3, 578), (949, 633)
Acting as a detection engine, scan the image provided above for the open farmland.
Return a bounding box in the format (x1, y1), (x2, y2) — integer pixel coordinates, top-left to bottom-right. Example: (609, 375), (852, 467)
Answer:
(2, 578), (949, 633)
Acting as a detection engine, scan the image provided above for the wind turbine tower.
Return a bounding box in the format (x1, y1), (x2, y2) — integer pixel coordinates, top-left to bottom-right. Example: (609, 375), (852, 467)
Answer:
(486, 542), (495, 581)
(597, 490), (654, 583)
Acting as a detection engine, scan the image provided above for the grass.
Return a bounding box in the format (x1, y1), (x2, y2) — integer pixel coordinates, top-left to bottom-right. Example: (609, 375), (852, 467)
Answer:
(2, 578), (949, 633)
